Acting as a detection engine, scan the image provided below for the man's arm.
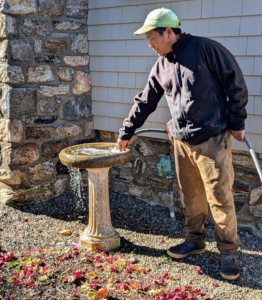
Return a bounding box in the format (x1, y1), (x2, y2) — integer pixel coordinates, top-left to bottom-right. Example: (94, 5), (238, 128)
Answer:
(118, 65), (164, 150)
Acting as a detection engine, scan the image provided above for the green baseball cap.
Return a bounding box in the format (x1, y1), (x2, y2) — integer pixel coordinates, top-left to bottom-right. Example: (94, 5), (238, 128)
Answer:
(134, 8), (180, 35)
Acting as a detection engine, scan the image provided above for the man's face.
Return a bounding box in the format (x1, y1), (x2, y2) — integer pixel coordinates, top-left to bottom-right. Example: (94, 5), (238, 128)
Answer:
(145, 29), (174, 56)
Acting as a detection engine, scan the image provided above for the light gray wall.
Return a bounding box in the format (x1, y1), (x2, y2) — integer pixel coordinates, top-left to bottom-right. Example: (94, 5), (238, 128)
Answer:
(88, 0), (262, 153)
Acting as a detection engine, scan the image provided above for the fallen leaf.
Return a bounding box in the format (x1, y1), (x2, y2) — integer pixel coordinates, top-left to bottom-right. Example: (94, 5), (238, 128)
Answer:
(81, 283), (91, 291)
(94, 288), (108, 300)
(37, 275), (48, 282)
(59, 230), (72, 236)
(86, 271), (97, 279)
(148, 287), (165, 296)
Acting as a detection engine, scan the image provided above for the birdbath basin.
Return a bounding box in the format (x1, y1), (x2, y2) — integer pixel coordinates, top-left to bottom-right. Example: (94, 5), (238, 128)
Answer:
(59, 142), (132, 251)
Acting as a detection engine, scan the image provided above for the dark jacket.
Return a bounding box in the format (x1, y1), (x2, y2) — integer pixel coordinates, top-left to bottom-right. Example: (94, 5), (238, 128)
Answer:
(119, 33), (248, 145)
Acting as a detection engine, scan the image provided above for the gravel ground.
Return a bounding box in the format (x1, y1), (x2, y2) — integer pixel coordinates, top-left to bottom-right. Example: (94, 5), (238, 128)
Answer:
(0, 189), (262, 300)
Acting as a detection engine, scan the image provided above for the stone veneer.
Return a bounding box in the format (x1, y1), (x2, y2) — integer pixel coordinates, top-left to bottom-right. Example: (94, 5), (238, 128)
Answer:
(94, 130), (262, 237)
(0, 0), (93, 205)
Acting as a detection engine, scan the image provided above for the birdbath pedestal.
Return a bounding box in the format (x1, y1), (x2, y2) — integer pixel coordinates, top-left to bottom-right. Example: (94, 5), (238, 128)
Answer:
(59, 143), (132, 252)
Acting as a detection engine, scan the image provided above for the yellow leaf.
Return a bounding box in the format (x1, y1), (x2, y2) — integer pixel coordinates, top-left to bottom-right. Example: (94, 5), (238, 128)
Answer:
(86, 271), (97, 278)
(59, 230), (72, 236)
(148, 288), (165, 296)
(81, 283), (91, 291)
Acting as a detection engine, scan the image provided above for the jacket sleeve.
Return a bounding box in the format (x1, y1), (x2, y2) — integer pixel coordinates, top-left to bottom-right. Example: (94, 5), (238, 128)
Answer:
(119, 64), (164, 140)
(204, 41), (248, 131)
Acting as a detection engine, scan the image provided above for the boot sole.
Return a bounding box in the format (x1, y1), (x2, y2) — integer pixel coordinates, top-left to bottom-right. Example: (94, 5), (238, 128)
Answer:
(167, 248), (206, 259)
(220, 271), (240, 281)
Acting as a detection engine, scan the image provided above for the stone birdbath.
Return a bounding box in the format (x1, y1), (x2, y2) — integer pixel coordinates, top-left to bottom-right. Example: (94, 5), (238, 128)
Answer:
(59, 143), (132, 251)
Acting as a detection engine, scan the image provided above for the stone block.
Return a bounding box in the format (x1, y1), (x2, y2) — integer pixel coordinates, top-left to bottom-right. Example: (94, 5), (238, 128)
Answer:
(250, 204), (262, 218)
(134, 140), (155, 157)
(71, 33), (88, 53)
(0, 0), (36, 14)
(0, 65), (24, 83)
(10, 39), (33, 63)
(10, 143), (40, 166)
(0, 182), (17, 204)
(250, 186), (262, 205)
(130, 158), (146, 174)
(41, 139), (68, 158)
(34, 39), (42, 54)
(0, 119), (23, 143)
(84, 121), (93, 137)
(21, 18), (49, 36)
(26, 127), (54, 140)
(29, 160), (56, 183)
(35, 55), (62, 64)
(25, 115), (58, 125)
(52, 20), (86, 30)
(52, 33), (69, 38)
(38, 84), (69, 97)
(56, 123), (82, 137)
(62, 95), (91, 121)
(64, 56), (89, 66)
(62, 97), (78, 120)
(72, 71), (91, 94)
(57, 67), (74, 81)
(0, 40), (8, 61)
(38, 97), (59, 114)
(0, 13), (18, 38)
(7, 177), (67, 204)
(0, 142), (12, 166)
(0, 85), (37, 118)
(44, 41), (67, 53)
(38, 0), (64, 17)
(0, 167), (26, 185)
(66, 0), (88, 18)
(27, 66), (55, 83)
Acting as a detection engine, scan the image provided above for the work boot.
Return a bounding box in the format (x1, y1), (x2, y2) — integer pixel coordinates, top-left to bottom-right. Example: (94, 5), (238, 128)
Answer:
(167, 240), (206, 259)
(220, 254), (240, 280)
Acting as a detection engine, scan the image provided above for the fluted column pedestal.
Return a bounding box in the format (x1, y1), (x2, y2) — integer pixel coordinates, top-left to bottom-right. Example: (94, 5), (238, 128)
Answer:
(80, 167), (120, 251)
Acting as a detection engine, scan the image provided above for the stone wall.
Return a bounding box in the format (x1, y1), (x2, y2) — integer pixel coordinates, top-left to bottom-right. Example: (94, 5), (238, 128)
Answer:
(96, 130), (262, 237)
(0, 0), (93, 205)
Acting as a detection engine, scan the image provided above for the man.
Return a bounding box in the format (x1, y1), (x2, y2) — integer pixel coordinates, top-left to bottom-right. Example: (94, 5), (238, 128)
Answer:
(117, 8), (248, 281)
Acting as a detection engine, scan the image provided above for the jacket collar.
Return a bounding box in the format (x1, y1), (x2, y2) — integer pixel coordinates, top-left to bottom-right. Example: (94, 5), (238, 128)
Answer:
(166, 33), (191, 58)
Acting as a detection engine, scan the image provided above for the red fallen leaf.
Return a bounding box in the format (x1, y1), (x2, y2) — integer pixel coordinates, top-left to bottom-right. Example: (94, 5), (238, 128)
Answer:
(12, 278), (20, 286)
(90, 279), (100, 290)
(154, 278), (165, 286)
(109, 265), (117, 272)
(56, 254), (71, 261)
(106, 257), (114, 264)
(212, 282), (219, 287)
(196, 269), (203, 275)
(23, 267), (34, 277)
(95, 255), (101, 262)
(72, 269), (82, 279)
(33, 249), (42, 256)
(3, 296), (15, 300)
(0, 275), (4, 282)
(13, 271), (20, 278)
(159, 239), (165, 243)
(72, 290), (78, 297)
(4, 252), (14, 261)
(24, 219), (30, 222)
(21, 279), (35, 288)
(22, 250), (31, 255)
(117, 283), (128, 290)
(162, 272), (170, 279)
(126, 265), (134, 273)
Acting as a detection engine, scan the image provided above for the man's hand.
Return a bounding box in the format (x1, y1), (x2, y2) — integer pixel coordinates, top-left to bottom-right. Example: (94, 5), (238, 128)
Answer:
(230, 129), (245, 143)
(117, 138), (131, 152)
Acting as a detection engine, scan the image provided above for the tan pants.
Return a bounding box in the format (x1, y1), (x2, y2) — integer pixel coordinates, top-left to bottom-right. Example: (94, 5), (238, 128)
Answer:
(174, 131), (240, 255)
